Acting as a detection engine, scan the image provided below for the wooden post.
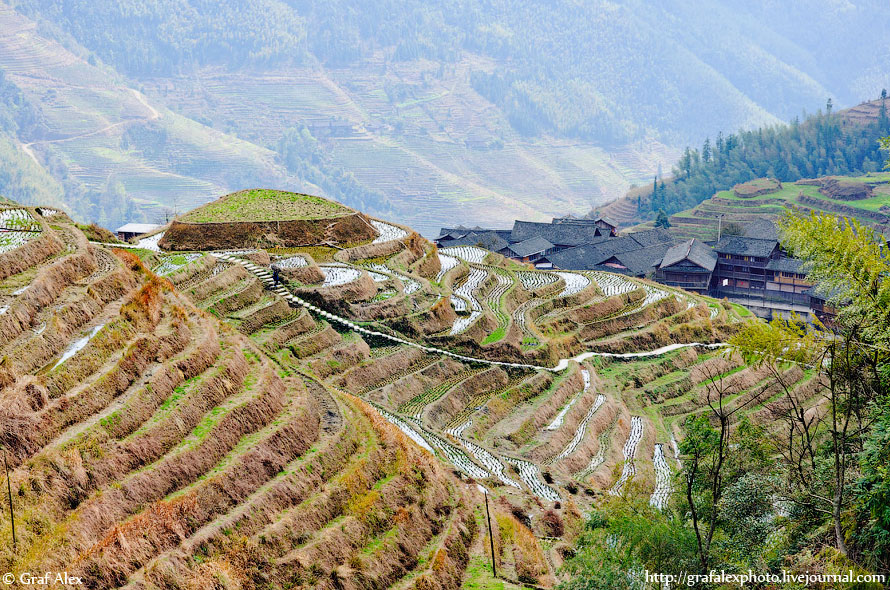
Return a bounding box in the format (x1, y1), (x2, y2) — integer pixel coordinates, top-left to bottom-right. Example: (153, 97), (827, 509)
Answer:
(483, 488), (497, 578)
(3, 449), (15, 550)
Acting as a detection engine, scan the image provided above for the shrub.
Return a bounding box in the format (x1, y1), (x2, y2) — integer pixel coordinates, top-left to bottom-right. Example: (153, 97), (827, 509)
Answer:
(541, 509), (564, 537)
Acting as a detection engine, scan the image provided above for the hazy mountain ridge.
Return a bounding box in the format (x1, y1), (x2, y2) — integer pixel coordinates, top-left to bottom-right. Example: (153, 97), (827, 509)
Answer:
(0, 0), (888, 233)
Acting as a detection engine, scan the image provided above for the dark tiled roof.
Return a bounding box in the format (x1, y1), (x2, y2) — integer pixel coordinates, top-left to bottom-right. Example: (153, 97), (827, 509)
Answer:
(441, 231), (509, 252)
(660, 239), (717, 272)
(626, 227), (674, 248)
(552, 214), (617, 228)
(743, 218), (779, 240)
(546, 236), (640, 269)
(714, 236), (779, 257)
(510, 220), (603, 246)
(438, 226), (470, 237)
(546, 236), (672, 273)
(612, 242), (676, 276)
(438, 226), (510, 239)
(508, 236), (554, 258)
(766, 257), (805, 273)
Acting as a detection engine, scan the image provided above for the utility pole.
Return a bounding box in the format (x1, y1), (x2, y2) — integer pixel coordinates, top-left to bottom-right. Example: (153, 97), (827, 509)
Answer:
(3, 449), (15, 550)
(717, 214), (724, 242)
(480, 485), (497, 578)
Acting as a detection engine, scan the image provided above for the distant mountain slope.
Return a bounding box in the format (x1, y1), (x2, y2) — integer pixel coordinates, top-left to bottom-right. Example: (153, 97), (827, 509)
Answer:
(0, 0), (888, 233)
(21, 0), (890, 142)
(600, 98), (890, 224)
(0, 4), (307, 226)
(628, 172), (890, 243)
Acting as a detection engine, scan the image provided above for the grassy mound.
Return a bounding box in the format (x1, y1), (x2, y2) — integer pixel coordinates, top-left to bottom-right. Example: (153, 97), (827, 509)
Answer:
(161, 189), (377, 250)
(179, 189), (353, 223)
(817, 176), (873, 201)
(732, 177), (781, 198)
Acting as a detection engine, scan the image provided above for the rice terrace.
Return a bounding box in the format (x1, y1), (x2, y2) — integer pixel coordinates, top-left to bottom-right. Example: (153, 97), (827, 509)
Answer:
(1, 2), (890, 588)
(0, 188), (816, 589)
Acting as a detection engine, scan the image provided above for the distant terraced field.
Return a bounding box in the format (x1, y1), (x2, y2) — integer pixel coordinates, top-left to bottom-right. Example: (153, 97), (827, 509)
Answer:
(625, 172), (890, 241)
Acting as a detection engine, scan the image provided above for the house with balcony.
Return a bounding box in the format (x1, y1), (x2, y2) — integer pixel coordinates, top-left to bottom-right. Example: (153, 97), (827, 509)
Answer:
(711, 235), (813, 317)
(656, 239), (717, 293)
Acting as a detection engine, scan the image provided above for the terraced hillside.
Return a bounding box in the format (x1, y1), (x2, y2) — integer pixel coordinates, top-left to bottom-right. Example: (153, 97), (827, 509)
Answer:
(629, 172), (890, 241)
(0, 206), (478, 589)
(0, 4), (679, 237)
(0, 5), (302, 227)
(1, 192), (807, 588)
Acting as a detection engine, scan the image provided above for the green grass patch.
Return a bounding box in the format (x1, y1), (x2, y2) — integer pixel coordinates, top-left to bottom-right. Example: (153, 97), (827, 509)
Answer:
(482, 326), (506, 345)
(730, 302), (753, 317)
(179, 189), (353, 223)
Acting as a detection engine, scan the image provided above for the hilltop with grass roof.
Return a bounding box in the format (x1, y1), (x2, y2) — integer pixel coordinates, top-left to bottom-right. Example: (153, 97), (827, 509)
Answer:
(161, 189), (377, 250)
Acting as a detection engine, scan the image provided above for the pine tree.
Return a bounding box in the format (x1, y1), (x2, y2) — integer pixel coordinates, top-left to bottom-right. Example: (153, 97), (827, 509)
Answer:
(654, 209), (670, 228)
(880, 92), (888, 133)
(650, 175), (659, 211)
(680, 148), (692, 179)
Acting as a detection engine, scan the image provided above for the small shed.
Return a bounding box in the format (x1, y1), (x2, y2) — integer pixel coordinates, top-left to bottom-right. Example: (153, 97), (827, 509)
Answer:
(592, 216), (619, 236)
(116, 223), (161, 241)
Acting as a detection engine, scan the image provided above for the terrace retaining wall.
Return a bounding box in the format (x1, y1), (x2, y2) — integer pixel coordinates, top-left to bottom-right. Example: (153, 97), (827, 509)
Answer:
(160, 212), (376, 250)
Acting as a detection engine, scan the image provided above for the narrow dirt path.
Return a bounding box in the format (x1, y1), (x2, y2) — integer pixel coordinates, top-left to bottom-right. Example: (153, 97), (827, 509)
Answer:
(20, 87), (160, 165)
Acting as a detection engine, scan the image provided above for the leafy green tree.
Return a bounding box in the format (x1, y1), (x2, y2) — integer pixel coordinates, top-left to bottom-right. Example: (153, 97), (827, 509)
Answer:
(855, 409), (890, 570)
(720, 221), (745, 236)
(733, 211), (888, 557)
(718, 472), (781, 567)
(679, 359), (776, 571)
(679, 414), (723, 570)
(559, 490), (698, 590)
(654, 209), (670, 228)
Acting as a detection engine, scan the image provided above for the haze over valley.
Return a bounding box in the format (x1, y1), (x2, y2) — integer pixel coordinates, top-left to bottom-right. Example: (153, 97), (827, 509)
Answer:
(0, 1), (889, 234)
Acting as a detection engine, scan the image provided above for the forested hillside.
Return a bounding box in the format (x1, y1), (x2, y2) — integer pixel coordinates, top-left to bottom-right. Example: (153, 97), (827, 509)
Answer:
(637, 98), (890, 218)
(1, 0), (890, 233)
